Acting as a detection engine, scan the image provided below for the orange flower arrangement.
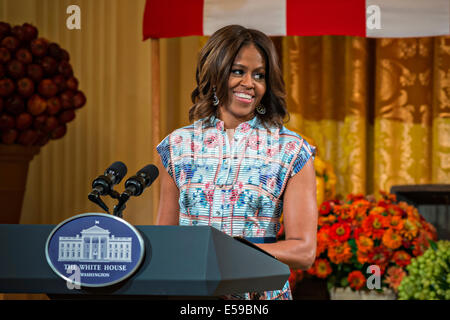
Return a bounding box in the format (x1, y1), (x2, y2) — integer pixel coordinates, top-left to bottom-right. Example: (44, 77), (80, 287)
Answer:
(304, 191), (438, 293)
(348, 270), (366, 290)
(383, 266), (407, 292)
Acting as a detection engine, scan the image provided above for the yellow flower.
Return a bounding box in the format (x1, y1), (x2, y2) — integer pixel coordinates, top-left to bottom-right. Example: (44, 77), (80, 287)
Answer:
(314, 157), (326, 176)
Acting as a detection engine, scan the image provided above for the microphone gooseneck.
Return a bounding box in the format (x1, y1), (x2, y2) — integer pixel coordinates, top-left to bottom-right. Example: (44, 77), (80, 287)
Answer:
(88, 161), (128, 213)
(113, 164), (159, 217)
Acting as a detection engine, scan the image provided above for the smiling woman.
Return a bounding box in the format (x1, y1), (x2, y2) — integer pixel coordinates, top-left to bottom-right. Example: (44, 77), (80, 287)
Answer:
(156, 25), (318, 300)
(189, 25), (287, 130)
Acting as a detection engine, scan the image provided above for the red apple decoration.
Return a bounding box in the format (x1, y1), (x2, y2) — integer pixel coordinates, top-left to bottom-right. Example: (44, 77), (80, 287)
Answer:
(21, 23), (38, 42)
(16, 48), (33, 64)
(38, 79), (58, 98)
(0, 22), (85, 147)
(1, 129), (18, 144)
(60, 49), (70, 62)
(58, 61), (73, 78)
(15, 112), (33, 130)
(27, 64), (44, 82)
(11, 25), (27, 42)
(58, 110), (75, 123)
(1, 128), (18, 144)
(73, 91), (86, 109)
(17, 77), (35, 97)
(41, 56), (58, 75)
(5, 95), (25, 115)
(44, 116), (59, 132)
(32, 114), (47, 130)
(30, 37), (48, 57)
(47, 96), (62, 115)
(66, 77), (78, 91)
(52, 74), (67, 92)
(1, 36), (20, 51)
(27, 94), (47, 115)
(50, 124), (66, 139)
(35, 131), (50, 146)
(6, 60), (25, 79)
(47, 42), (61, 60)
(0, 114), (15, 130)
(60, 90), (74, 109)
(18, 129), (38, 145)
(0, 78), (16, 97)
(0, 47), (11, 63)
(0, 22), (11, 40)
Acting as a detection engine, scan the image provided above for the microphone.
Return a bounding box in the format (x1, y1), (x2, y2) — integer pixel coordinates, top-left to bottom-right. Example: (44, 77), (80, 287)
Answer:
(123, 164), (159, 197)
(113, 164), (159, 217)
(88, 161), (128, 213)
(90, 161), (127, 196)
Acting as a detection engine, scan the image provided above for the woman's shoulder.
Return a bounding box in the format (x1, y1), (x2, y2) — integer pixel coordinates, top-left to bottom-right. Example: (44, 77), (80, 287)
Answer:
(164, 117), (215, 138)
(278, 125), (316, 155)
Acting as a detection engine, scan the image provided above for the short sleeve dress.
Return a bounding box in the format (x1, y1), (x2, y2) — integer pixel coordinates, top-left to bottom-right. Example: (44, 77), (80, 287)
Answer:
(156, 115), (316, 300)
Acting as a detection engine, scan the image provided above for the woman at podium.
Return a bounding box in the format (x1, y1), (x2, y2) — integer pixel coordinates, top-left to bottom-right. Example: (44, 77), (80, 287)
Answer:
(156, 25), (318, 300)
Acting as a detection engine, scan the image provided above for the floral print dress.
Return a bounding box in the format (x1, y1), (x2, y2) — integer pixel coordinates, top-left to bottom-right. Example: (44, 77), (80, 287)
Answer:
(157, 115), (316, 300)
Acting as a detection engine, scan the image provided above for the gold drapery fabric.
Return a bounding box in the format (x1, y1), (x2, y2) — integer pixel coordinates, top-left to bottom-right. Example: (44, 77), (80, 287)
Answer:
(283, 36), (450, 197)
(1, 0), (154, 226)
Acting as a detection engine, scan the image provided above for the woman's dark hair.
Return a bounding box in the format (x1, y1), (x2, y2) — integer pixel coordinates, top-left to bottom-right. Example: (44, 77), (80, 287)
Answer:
(189, 25), (288, 128)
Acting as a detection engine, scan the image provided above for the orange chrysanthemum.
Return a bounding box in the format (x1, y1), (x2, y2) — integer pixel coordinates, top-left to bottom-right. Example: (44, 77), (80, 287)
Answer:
(392, 250), (412, 267)
(334, 204), (355, 222)
(288, 269), (304, 289)
(329, 222), (352, 242)
(382, 229), (403, 250)
(422, 222), (438, 241)
(406, 206), (420, 220)
(319, 201), (333, 215)
(412, 231), (430, 256)
(362, 214), (388, 239)
(346, 193), (365, 202)
(380, 190), (397, 203)
(312, 259), (333, 279)
(348, 270), (366, 290)
(369, 206), (387, 216)
(356, 235), (374, 253)
(353, 199), (372, 211)
(312, 192), (436, 284)
(400, 219), (419, 240)
(328, 241), (352, 264)
(316, 226), (331, 256)
(387, 204), (404, 216)
(352, 201), (370, 227)
(353, 227), (364, 240)
(383, 266), (406, 292)
(356, 250), (370, 264)
(387, 215), (404, 231)
(368, 246), (391, 272)
(337, 206), (356, 222)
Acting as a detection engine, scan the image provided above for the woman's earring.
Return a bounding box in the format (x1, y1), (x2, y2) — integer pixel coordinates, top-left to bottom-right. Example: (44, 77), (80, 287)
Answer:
(256, 104), (266, 115)
(212, 87), (219, 106)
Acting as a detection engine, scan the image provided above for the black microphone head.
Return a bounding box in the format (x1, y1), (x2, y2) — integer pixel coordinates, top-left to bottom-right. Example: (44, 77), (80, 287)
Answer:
(137, 164), (159, 187)
(105, 161), (127, 184)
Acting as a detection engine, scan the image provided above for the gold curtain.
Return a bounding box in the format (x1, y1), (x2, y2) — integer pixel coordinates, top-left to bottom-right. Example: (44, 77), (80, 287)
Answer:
(0, 0), (155, 226)
(283, 36), (450, 197)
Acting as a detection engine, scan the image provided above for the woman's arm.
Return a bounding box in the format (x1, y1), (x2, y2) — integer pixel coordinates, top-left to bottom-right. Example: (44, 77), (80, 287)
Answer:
(256, 157), (318, 270)
(155, 157), (180, 226)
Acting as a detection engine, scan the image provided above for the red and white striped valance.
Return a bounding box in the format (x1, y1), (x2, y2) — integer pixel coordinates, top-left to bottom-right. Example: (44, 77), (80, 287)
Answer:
(143, 0), (450, 39)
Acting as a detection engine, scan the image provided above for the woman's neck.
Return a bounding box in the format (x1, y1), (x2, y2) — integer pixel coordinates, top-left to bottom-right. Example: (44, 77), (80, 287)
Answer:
(217, 107), (254, 130)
